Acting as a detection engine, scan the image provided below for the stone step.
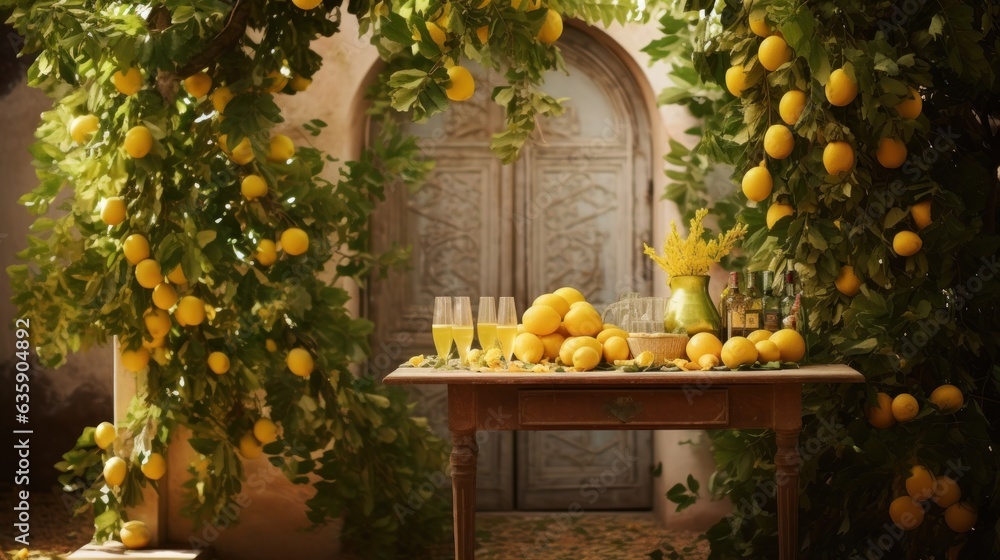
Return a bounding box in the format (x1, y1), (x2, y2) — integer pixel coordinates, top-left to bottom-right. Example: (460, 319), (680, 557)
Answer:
(68, 543), (215, 559)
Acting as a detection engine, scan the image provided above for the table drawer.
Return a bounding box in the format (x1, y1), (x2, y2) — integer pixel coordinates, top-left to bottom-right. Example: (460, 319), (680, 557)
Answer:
(518, 388), (730, 428)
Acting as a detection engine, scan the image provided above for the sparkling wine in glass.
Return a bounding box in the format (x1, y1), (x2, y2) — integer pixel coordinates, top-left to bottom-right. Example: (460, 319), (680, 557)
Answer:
(477, 297), (497, 351)
(432, 296), (454, 361)
(497, 296), (518, 362)
(453, 297), (474, 365)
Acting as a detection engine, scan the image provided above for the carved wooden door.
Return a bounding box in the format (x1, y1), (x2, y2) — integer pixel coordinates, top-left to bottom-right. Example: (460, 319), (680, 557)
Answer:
(368, 28), (653, 510)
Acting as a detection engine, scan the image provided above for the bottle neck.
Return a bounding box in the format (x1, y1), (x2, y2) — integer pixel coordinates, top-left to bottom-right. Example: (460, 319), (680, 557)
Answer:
(728, 272), (739, 291)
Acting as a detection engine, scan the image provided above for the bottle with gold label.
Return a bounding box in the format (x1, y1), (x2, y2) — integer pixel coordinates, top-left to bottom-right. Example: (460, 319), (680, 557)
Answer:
(722, 272), (746, 339)
(744, 271), (762, 332)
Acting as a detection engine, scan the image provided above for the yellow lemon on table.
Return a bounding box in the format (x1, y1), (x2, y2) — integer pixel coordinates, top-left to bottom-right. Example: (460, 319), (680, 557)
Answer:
(445, 66), (475, 102)
(559, 336), (601, 366)
(755, 339), (781, 363)
(135, 259), (163, 289)
(94, 421), (116, 450)
(70, 114), (100, 144)
(779, 90), (807, 125)
(742, 164), (773, 202)
(144, 307), (171, 338)
(597, 327), (629, 344)
(141, 452), (166, 481)
(537, 10), (563, 44)
(572, 346), (601, 371)
(183, 72), (212, 98)
(867, 392), (896, 428)
(175, 296), (206, 326)
(721, 336), (757, 368)
(823, 141), (855, 174)
(758, 35), (792, 71)
(286, 348), (315, 377)
(944, 502), (977, 533)
(113, 67), (143, 96)
(603, 336), (630, 362)
(895, 87), (922, 119)
(238, 432), (263, 459)
(877, 137), (907, 168)
(256, 239), (278, 266)
(121, 347), (151, 373)
(891, 393), (919, 423)
(522, 305), (561, 336)
(746, 329), (772, 344)
(763, 124), (794, 159)
(533, 293), (570, 318)
(103, 456), (127, 487)
(769, 328), (805, 362)
(905, 465), (936, 501)
(889, 496), (924, 530)
(766, 203), (794, 230)
(101, 197), (127, 226)
(893, 231), (922, 256)
(564, 305), (603, 337)
(124, 125), (153, 159)
(207, 351), (230, 374)
(748, 10), (771, 37)
(212, 86), (234, 114)
(121, 520), (151, 549)
(513, 332), (545, 363)
(152, 282), (178, 310)
(725, 65), (748, 97)
(281, 228), (310, 256)
(911, 200), (932, 230)
(825, 68), (858, 106)
(930, 384), (963, 413)
(554, 287), (586, 305)
(254, 418), (279, 444)
(268, 134), (295, 162)
(685, 332), (722, 363)
(933, 475), (961, 508)
(835, 265), (862, 296)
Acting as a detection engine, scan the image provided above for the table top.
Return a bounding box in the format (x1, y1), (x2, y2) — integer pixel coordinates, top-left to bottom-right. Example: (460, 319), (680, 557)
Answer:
(383, 363), (864, 386)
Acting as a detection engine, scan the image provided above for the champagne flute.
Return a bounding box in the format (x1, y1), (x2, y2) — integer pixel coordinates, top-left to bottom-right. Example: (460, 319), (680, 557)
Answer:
(453, 297), (474, 365)
(477, 297), (497, 351)
(432, 297), (454, 361)
(496, 297), (518, 362)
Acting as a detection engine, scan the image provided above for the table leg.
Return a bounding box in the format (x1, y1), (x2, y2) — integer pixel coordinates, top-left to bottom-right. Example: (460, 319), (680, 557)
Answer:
(451, 431), (478, 560)
(775, 383), (802, 560)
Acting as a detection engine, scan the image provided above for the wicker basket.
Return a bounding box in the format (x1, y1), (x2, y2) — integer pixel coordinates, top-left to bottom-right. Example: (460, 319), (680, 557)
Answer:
(626, 333), (689, 364)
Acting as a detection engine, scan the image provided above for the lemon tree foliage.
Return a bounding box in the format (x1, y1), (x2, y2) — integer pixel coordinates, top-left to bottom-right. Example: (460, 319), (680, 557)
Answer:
(648, 1), (1000, 558)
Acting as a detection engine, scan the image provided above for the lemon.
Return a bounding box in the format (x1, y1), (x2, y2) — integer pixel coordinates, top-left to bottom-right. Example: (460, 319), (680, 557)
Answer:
(152, 282), (178, 310)
(867, 392), (896, 428)
(725, 65), (748, 97)
(183, 72), (212, 98)
(597, 328), (629, 344)
(895, 87), (922, 119)
(293, 0), (323, 9)
(103, 456), (127, 487)
(211, 86), (234, 114)
(112, 68), (143, 96)
(758, 35), (792, 71)
(564, 305), (603, 337)
(603, 336), (630, 362)
(175, 296), (206, 326)
(445, 66), (475, 102)
(825, 68), (858, 106)
(891, 393), (919, 423)
(763, 124), (794, 159)
(280, 228), (309, 256)
(685, 332), (722, 363)
(746, 329), (772, 344)
(121, 520), (151, 549)
(142, 336), (166, 350)
(835, 265), (862, 296)
(944, 502), (977, 533)
(911, 200), (932, 230)
(101, 197), (127, 226)
(255, 239), (278, 266)
(876, 137), (907, 168)
(513, 332), (545, 363)
(537, 10), (563, 44)
(748, 10), (771, 37)
(570, 301), (595, 310)
(167, 264), (188, 285)
(823, 141), (855, 174)
(135, 259), (163, 289)
(698, 354), (720, 369)
(144, 307), (172, 338)
(266, 70), (288, 93)
(265, 338), (279, 352)
(253, 418), (279, 444)
(755, 340), (781, 362)
(124, 125), (153, 159)
(904, 465), (935, 501)
(268, 134), (295, 163)
(742, 164), (773, 202)
(141, 452), (166, 481)
(476, 25), (489, 44)
(766, 203), (794, 230)
(532, 333), (562, 360)
(287, 348), (315, 377)
(70, 114), (100, 144)
(512, 0), (541, 9)
(425, 21), (447, 48)
(553, 287), (586, 305)
(932, 476), (962, 508)
(121, 347), (151, 372)
(229, 136), (254, 165)
(929, 384), (963, 413)
(779, 90), (807, 125)
(635, 350), (654, 368)
(559, 336), (601, 366)
(238, 432), (263, 459)
(94, 421), (116, 450)
(532, 293), (570, 318)
(522, 305), (562, 336)
(241, 175), (268, 199)
(769, 328), (805, 362)
(207, 351), (230, 374)
(289, 74), (312, 91)
(572, 346), (601, 371)
(721, 336), (757, 368)
(123, 234), (150, 265)
(893, 231), (922, 257)
(889, 496), (924, 530)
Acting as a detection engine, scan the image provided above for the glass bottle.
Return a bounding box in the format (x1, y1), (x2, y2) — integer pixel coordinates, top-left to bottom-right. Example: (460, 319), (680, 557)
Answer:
(781, 270), (801, 331)
(761, 270), (781, 332)
(723, 272), (746, 339)
(744, 271), (762, 332)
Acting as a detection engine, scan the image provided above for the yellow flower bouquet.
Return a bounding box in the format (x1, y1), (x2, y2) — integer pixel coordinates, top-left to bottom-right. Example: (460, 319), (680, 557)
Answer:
(644, 208), (748, 278)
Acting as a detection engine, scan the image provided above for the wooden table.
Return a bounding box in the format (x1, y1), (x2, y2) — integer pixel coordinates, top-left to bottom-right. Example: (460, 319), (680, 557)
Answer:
(384, 365), (864, 560)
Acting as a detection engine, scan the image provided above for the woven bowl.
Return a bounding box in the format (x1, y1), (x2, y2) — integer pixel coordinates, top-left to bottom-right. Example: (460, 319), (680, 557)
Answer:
(626, 333), (689, 365)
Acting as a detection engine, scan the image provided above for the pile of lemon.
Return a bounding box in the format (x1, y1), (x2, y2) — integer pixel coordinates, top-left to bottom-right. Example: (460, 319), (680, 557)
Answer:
(685, 329), (805, 370)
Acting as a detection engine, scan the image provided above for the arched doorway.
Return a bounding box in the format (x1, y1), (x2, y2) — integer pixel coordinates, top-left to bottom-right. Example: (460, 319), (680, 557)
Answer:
(367, 26), (654, 510)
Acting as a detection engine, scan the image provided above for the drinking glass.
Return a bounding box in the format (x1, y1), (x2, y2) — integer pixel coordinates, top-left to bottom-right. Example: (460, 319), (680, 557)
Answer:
(453, 297), (474, 365)
(496, 296), (518, 362)
(432, 297), (453, 360)
(477, 297), (497, 351)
